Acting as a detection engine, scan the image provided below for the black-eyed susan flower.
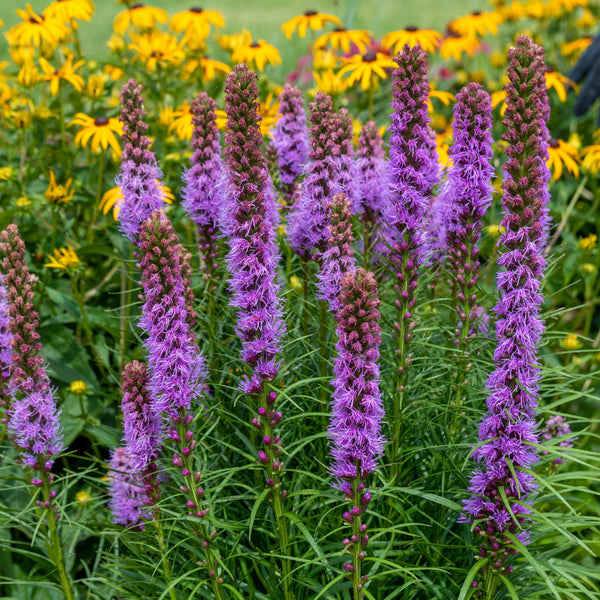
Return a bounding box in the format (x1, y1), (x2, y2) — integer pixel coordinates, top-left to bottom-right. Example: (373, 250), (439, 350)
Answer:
(0, 167), (14, 181)
(439, 28), (480, 61)
(103, 64), (123, 80)
(113, 3), (168, 35)
(100, 183), (173, 219)
(69, 380), (88, 395)
(314, 27), (371, 54)
(39, 55), (85, 95)
(381, 26), (442, 54)
(576, 8), (597, 28)
(313, 49), (337, 70)
(337, 51), (396, 91)
(169, 102), (193, 140)
(219, 30), (247, 53)
(547, 138), (580, 180)
(313, 69), (347, 95)
(69, 113), (123, 154)
(578, 233), (597, 252)
(231, 30), (281, 71)
(8, 4), (68, 47)
(581, 144), (600, 173)
(45, 246), (80, 271)
(560, 333), (581, 351)
(43, 0), (94, 23)
(8, 45), (35, 67)
(258, 92), (280, 134)
(182, 55), (230, 82)
(17, 62), (40, 88)
(128, 31), (185, 71)
(281, 10), (342, 39)
(545, 69), (575, 102)
(428, 86), (454, 112)
(561, 37), (593, 59)
(450, 11), (502, 37)
(45, 170), (74, 204)
(170, 7), (225, 45)
(86, 73), (105, 99)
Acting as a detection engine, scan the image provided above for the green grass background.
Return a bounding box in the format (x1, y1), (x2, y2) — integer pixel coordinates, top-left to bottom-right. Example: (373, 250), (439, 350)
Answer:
(1, 0), (483, 66)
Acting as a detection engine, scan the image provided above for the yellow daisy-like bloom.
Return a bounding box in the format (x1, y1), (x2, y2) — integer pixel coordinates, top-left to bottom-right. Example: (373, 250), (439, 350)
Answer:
(113, 4), (168, 35)
(103, 64), (123, 80)
(582, 263), (596, 275)
(231, 31), (281, 71)
(106, 32), (126, 53)
(561, 37), (593, 59)
(219, 31), (247, 53)
(75, 491), (92, 504)
(43, 0), (94, 23)
(169, 102), (194, 140)
(435, 126), (453, 169)
(159, 106), (176, 128)
(313, 69), (348, 95)
(499, 0), (528, 21)
(314, 28), (371, 54)
(46, 170), (74, 204)
(170, 7), (225, 44)
(86, 73), (105, 99)
(259, 92), (280, 134)
(485, 224), (506, 237)
(45, 246), (80, 271)
(381, 26), (442, 55)
(560, 333), (581, 351)
(338, 51), (396, 92)
(450, 11), (502, 37)
(182, 55), (230, 82)
(69, 113), (123, 154)
(576, 8), (597, 29)
(129, 32), (185, 72)
(578, 233), (597, 252)
(8, 4), (68, 47)
(545, 70), (575, 103)
(428, 87), (455, 113)
(313, 49), (337, 70)
(100, 183), (173, 219)
(490, 89), (507, 115)
(547, 0), (588, 15)
(439, 29), (481, 61)
(581, 144), (600, 173)
(0, 167), (14, 181)
(281, 10), (342, 39)
(17, 62), (40, 88)
(546, 138), (579, 181)
(289, 275), (303, 292)
(69, 380), (88, 395)
(39, 55), (85, 96)
(9, 45), (36, 67)
(215, 109), (227, 130)
(13, 110), (33, 129)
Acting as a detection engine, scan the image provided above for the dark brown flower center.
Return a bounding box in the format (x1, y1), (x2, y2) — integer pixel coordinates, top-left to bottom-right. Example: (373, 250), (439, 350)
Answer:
(333, 27), (346, 32)
(472, 10), (481, 16)
(190, 6), (203, 12)
(95, 116), (109, 126)
(363, 51), (377, 62)
(304, 10), (317, 16)
(131, 3), (145, 9)
(549, 138), (559, 148)
(405, 25), (418, 32)
(250, 42), (261, 48)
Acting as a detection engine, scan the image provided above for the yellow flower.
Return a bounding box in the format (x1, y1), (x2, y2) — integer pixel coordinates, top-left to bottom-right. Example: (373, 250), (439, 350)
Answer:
(169, 102), (193, 140)
(281, 11), (342, 39)
(0, 167), (14, 181)
(545, 70), (575, 103)
(43, 0), (95, 23)
(450, 11), (503, 37)
(46, 170), (74, 204)
(69, 380), (88, 395)
(219, 31), (247, 53)
(170, 8), (225, 45)
(568, 132), (583, 151)
(499, 0), (528, 21)
(86, 74), (105, 99)
(486, 224), (506, 237)
(159, 106), (176, 128)
(338, 51), (396, 92)
(129, 32), (185, 71)
(312, 69), (347, 95)
(547, 0), (588, 15)
(45, 246), (80, 271)
(560, 334), (581, 351)
(103, 64), (123, 80)
(546, 138), (580, 181)
(182, 56), (230, 82)
(16, 196), (31, 207)
(313, 49), (338, 70)
(289, 275), (303, 292)
(259, 92), (280, 134)
(113, 4), (168, 35)
(34, 105), (55, 121)
(75, 491), (92, 505)
(561, 37), (593, 59)
(381, 26), (442, 54)
(315, 28), (372, 54)
(8, 4), (68, 47)
(576, 8), (597, 28)
(439, 29), (481, 61)
(581, 144), (600, 173)
(39, 55), (85, 96)
(582, 263), (596, 275)
(100, 183), (173, 219)
(17, 62), (40, 88)
(214, 109), (227, 130)
(106, 32), (126, 53)
(491, 89), (507, 115)
(578, 233), (597, 252)
(13, 110), (33, 129)
(428, 87), (455, 112)
(231, 30), (281, 71)
(435, 126), (453, 169)
(69, 113), (123, 154)
(9, 44), (36, 67)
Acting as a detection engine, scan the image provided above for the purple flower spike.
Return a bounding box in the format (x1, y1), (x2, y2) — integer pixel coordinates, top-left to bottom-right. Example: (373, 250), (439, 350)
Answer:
(462, 36), (552, 573)
(329, 107), (356, 206)
(138, 212), (206, 418)
(317, 193), (357, 312)
(0, 276), (12, 421)
(542, 415), (574, 465)
(288, 92), (335, 258)
(117, 79), (167, 244)
(182, 92), (224, 279)
(273, 83), (309, 205)
(223, 64), (286, 397)
(0, 225), (63, 469)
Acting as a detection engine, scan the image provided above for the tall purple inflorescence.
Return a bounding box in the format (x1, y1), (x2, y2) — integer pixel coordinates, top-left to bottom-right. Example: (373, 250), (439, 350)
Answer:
(0, 276), (12, 426)
(329, 107), (356, 205)
(181, 92), (224, 279)
(329, 268), (384, 589)
(117, 79), (167, 244)
(462, 36), (551, 587)
(0, 226), (63, 470)
(317, 193), (357, 312)
(273, 83), (309, 205)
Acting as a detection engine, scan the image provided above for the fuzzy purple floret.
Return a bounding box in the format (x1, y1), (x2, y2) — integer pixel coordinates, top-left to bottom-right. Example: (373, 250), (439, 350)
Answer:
(542, 415), (574, 465)
(121, 360), (163, 471)
(108, 446), (150, 527)
(387, 44), (438, 255)
(117, 79), (166, 244)
(0, 277), (11, 405)
(224, 64), (286, 395)
(273, 83), (309, 201)
(329, 269), (385, 492)
(138, 212), (206, 418)
(317, 193), (357, 312)
(329, 108), (356, 207)
(462, 36), (551, 546)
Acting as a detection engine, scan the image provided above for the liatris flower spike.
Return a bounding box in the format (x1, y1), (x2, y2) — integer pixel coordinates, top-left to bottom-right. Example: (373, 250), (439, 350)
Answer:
(330, 268), (384, 592)
(462, 36), (551, 592)
(0, 275), (12, 426)
(117, 79), (167, 244)
(542, 415), (574, 466)
(329, 107), (355, 205)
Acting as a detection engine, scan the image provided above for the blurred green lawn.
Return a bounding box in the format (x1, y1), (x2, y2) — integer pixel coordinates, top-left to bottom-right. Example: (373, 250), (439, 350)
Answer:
(1, 0), (482, 67)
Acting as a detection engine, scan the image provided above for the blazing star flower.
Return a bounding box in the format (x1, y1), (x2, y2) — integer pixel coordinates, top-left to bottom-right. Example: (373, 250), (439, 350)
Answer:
(462, 37), (551, 574)
(330, 107), (356, 204)
(382, 26), (442, 54)
(70, 113), (123, 155)
(100, 183), (173, 220)
(542, 415), (574, 465)
(0, 276), (13, 418)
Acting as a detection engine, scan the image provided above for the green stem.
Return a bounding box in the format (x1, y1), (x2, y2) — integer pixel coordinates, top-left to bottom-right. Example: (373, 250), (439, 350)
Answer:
(302, 258), (309, 338)
(58, 85), (67, 156)
(350, 478), (364, 600)
(318, 299), (329, 440)
(154, 517), (178, 600)
(86, 152), (105, 246)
